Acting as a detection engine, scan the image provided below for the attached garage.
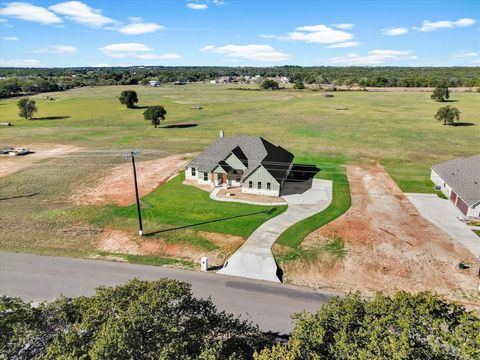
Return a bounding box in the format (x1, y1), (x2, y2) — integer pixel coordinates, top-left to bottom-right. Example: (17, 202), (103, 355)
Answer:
(430, 154), (480, 219)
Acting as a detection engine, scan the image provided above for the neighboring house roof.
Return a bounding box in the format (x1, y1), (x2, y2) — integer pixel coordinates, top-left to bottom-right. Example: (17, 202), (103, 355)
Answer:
(188, 135), (294, 182)
(432, 154), (480, 207)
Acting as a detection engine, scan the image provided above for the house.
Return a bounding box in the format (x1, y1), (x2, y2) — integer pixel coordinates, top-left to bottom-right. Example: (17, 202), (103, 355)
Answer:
(280, 76), (291, 84)
(430, 154), (480, 218)
(185, 132), (295, 196)
(148, 80), (160, 87)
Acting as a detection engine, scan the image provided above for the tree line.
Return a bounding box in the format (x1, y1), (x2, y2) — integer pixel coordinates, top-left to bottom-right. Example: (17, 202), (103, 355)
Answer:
(1, 279), (478, 359)
(1, 66), (479, 98)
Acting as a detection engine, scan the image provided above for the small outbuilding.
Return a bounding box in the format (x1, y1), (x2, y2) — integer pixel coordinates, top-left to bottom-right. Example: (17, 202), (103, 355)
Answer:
(430, 154), (480, 218)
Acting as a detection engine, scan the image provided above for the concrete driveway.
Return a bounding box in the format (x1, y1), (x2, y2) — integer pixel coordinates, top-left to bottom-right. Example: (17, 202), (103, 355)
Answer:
(406, 193), (480, 258)
(218, 179), (332, 282)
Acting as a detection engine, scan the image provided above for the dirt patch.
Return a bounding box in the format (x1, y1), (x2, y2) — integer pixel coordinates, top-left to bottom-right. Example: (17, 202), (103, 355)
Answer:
(96, 228), (244, 267)
(0, 144), (79, 178)
(281, 164), (479, 305)
(72, 154), (190, 206)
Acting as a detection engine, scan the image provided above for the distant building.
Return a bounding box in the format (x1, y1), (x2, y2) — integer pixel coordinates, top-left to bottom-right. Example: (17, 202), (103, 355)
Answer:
(430, 154), (480, 218)
(148, 80), (160, 87)
(280, 76), (291, 84)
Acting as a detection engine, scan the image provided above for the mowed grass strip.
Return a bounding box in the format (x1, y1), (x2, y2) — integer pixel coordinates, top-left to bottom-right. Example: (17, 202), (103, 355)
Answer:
(85, 174), (286, 238)
(276, 158), (351, 248)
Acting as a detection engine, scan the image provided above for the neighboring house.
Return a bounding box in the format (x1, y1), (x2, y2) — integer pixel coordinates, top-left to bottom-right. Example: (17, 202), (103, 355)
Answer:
(148, 80), (160, 87)
(430, 154), (480, 218)
(185, 132), (295, 196)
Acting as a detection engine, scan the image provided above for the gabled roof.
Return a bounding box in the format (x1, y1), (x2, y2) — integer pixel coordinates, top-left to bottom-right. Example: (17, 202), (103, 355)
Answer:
(432, 154), (480, 207)
(187, 135), (294, 181)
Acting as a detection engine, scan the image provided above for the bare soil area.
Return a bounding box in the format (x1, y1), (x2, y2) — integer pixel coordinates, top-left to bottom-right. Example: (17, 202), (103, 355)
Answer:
(72, 154), (190, 206)
(280, 164), (480, 306)
(96, 228), (244, 267)
(0, 144), (79, 178)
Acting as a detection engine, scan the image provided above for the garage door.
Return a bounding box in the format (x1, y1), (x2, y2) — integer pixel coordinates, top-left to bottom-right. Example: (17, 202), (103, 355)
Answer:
(456, 197), (469, 216)
(450, 191), (457, 203)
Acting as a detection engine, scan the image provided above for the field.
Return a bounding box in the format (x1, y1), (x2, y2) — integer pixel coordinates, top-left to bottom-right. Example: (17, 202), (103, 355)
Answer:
(1, 84), (479, 270)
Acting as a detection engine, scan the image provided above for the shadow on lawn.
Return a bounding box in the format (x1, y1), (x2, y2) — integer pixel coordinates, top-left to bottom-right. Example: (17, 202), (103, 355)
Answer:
(144, 207), (278, 237)
(451, 122), (475, 127)
(33, 116), (70, 120)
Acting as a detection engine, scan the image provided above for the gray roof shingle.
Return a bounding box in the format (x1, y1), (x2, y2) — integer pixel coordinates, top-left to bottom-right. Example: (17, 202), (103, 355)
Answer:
(432, 154), (480, 207)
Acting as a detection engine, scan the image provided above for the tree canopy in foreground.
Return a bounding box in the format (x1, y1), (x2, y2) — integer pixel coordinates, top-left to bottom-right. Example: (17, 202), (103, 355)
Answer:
(0, 279), (269, 359)
(255, 292), (480, 360)
(2, 280), (479, 359)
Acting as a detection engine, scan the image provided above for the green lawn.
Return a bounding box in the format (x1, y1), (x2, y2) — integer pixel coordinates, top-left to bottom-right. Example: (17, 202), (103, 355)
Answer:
(77, 174), (286, 239)
(275, 157), (351, 248)
(0, 84), (479, 259)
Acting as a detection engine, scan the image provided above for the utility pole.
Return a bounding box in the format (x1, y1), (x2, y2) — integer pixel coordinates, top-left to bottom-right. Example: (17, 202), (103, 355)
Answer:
(123, 149), (143, 236)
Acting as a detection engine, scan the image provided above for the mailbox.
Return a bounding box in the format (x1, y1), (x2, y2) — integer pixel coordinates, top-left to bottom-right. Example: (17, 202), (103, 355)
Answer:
(200, 257), (208, 272)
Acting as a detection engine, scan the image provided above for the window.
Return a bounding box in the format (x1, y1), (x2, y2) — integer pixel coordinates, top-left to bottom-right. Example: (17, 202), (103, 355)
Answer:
(267, 182), (271, 190)
(203, 172), (208, 181)
(248, 181), (253, 189)
(236, 176), (241, 183)
(191, 167), (196, 176)
(258, 182), (262, 189)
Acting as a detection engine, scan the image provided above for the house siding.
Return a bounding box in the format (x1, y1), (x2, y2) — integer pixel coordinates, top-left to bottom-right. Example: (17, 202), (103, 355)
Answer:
(242, 165), (280, 196)
(224, 153), (247, 171)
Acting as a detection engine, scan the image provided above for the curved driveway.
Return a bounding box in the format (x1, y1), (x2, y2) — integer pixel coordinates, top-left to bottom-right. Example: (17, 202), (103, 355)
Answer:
(218, 179), (333, 282)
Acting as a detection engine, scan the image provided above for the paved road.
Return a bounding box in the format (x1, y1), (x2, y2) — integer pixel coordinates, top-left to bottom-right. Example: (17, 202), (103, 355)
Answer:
(218, 179), (332, 282)
(0, 252), (334, 334)
(407, 193), (480, 257)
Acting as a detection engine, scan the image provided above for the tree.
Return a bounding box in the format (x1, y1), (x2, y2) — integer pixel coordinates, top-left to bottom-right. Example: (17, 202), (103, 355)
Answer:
(255, 292), (480, 360)
(435, 105), (461, 125)
(293, 80), (305, 90)
(260, 79), (279, 90)
(1, 279), (272, 359)
(118, 90), (138, 108)
(431, 84), (450, 102)
(143, 106), (167, 128)
(17, 98), (37, 119)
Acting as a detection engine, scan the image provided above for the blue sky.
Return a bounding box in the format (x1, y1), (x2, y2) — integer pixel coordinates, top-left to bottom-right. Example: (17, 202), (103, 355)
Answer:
(0, 0), (479, 67)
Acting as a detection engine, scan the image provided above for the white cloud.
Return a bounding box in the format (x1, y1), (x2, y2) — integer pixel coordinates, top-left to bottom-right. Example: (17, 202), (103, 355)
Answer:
(201, 44), (290, 62)
(0, 59), (41, 67)
(119, 21), (164, 35)
(328, 41), (360, 48)
(100, 42), (152, 57)
(0, 2), (62, 24)
(414, 18), (475, 32)
(270, 24), (354, 44)
(135, 53), (181, 60)
(32, 44), (77, 55)
(327, 49), (417, 65)
(3, 36), (19, 40)
(471, 59), (480, 64)
(49, 1), (116, 27)
(452, 51), (478, 58)
(99, 42), (179, 60)
(187, 3), (208, 10)
(382, 27), (408, 36)
(332, 23), (354, 29)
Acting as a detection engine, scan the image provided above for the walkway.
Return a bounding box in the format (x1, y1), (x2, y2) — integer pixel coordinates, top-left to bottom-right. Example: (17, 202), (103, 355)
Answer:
(210, 187), (287, 206)
(218, 179), (333, 282)
(406, 193), (480, 257)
